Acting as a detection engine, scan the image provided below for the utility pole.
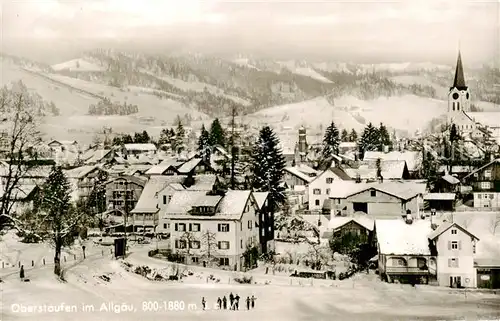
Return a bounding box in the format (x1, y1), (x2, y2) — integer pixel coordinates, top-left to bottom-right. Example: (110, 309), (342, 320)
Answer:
(123, 179), (128, 243)
(230, 105), (237, 190)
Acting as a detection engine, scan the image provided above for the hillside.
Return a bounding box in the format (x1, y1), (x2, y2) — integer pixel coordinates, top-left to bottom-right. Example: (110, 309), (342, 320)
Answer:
(247, 95), (449, 136)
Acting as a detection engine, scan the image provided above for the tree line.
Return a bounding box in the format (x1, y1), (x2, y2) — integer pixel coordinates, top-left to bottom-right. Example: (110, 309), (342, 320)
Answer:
(88, 97), (139, 116)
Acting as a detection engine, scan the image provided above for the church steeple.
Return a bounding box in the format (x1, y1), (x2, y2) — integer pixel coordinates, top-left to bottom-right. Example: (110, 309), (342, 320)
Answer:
(451, 51), (467, 90)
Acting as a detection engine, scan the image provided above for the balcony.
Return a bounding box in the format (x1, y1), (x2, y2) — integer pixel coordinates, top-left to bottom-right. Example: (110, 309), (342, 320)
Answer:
(386, 266), (429, 274)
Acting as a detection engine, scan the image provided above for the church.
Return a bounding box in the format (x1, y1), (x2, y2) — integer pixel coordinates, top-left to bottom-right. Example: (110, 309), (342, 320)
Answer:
(446, 51), (500, 145)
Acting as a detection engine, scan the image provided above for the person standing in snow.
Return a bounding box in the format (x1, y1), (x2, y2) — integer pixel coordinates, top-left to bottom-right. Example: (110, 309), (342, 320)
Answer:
(246, 296), (250, 310)
(251, 295), (256, 309)
(222, 296), (227, 309)
(202, 297), (206, 310)
(229, 293), (234, 310)
(20, 265), (25, 281)
(217, 297), (222, 309)
(234, 294), (240, 310)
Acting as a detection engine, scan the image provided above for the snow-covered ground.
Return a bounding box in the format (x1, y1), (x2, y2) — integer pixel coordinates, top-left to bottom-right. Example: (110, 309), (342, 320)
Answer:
(51, 59), (106, 72)
(1, 232), (499, 321)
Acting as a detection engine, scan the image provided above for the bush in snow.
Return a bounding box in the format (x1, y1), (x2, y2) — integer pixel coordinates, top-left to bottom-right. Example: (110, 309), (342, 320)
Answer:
(233, 275), (253, 284)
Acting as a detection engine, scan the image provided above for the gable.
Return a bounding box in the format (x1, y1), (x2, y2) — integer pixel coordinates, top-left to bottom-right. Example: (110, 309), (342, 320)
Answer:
(310, 168), (342, 185)
(347, 187), (403, 202)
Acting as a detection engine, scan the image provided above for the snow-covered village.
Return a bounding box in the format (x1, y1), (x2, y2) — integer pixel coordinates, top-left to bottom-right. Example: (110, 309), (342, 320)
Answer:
(2, 1), (500, 320)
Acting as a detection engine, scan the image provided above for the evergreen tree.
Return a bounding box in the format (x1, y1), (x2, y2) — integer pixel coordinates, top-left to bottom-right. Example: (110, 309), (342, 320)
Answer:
(112, 136), (123, 146)
(85, 170), (109, 230)
(422, 151), (439, 191)
(378, 123), (392, 151)
(341, 129), (349, 142)
(122, 134), (133, 144)
(209, 118), (226, 147)
(197, 124), (211, 162)
(141, 130), (150, 143)
(349, 129), (358, 142)
(358, 123), (379, 159)
(322, 122), (340, 158)
(250, 126), (286, 212)
(173, 120), (186, 153)
(35, 166), (82, 277)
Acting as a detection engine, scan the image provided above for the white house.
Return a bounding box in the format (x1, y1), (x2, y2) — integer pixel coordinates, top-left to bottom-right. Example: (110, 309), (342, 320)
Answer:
(123, 143), (157, 157)
(159, 190), (261, 271)
(428, 222), (479, 288)
(307, 168), (352, 211)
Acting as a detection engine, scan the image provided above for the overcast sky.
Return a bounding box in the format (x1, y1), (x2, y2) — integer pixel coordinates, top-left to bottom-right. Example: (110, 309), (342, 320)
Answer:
(1, 0), (499, 64)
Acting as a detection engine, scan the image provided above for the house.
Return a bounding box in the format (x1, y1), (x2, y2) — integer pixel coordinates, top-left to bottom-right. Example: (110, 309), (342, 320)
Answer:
(438, 165), (476, 180)
(253, 191), (274, 253)
(423, 193), (456, 212)
(145, 159), (185, 176)
(47, 140), (78, 152)
(328, 181), (425, 218)
(283, 166), (316, 191)
(81, 149), (118, 165)
(130, 176), (184, 234)
(363, 151), (422, 177)
(344, 160), (410, 181)
(375, 218), (436, 284)
(107, 164), (153, 177)
(64, 165), (108, 201)
(176, 157), (214, 176)
(462, 158), (500, 209)
(307, 168), (352, 211)
(159, 190), (262, 271)
(105, 175), (147, 214)
(324, 216), (374, 247)
(428, 222), (479, 288)
(123, 143), (157, 157)
(475, 259), (500, 289)
(0, 184), (40, 215)
(339, 142), (357, 155)
(209, 145), (232, 174)
(434, 174), (461, 193)
(0, 165), (53, 187)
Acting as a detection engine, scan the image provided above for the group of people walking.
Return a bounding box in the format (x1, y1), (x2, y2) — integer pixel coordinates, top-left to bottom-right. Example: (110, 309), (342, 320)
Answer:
(201, 292), (256, 311)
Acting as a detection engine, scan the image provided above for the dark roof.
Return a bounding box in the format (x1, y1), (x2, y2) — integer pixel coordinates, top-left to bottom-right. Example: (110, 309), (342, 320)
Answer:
(451, 51), (468, 91)
(330, 166), (352, 180)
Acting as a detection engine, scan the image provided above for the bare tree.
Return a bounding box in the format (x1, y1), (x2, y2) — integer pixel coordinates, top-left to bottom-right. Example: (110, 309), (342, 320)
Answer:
(0, 82), (42, 227)
(304, 239), (330, 270)
(200, 230), (218, 266)
(179, 231), (198, 263)
(489, 214), (500, 235)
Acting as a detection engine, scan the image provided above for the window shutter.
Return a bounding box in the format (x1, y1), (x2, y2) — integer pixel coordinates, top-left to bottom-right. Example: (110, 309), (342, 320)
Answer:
(175, 223), (178, 232)
(447, 241), (451, 250)
(218, 241), (221, 249)
(458, 241), (462, 250)
(175, 240), (179, 248)
(189, 223), (192, 231)
(448, 258), (452, 267)
(226, 242), (230, 249)
(218, 224), (221, 232)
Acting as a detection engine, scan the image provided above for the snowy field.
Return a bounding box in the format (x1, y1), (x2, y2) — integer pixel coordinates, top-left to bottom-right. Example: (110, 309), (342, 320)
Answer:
(1, 231), (499, 321)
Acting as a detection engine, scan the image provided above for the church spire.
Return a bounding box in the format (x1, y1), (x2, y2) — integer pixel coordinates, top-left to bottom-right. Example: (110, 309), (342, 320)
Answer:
(452, 50), (467, 90)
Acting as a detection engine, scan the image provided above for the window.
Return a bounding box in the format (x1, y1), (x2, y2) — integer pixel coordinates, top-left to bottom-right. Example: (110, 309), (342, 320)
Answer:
(473, 243), (476, 254)
(218, 223), (230, 232)
(192, 257), (199, 263)
(451, 229), (457, 235)
(490, 194), (495, 199)
(248, 220), (253, 230)
(451, 241), (458, 250)
(190, 241), (200, 249)
(175, 223), (186, 232)
(315, 199), (320, 206)
(313, 189), (321, 195)
(481, 182), (491, 190)
(218, 241), (230, 250)
(393, 258), (406, 266)
(478, 194), (482, 199)
(219, 257), (229, 266)
(163, 223), (167, 229)
(326, 177), (334, 184)
(240, 239), (243, 249)
(370, 190), (376, 197)
(484, 170), (492, 178)
(168, 195), (172, 203)
(163, 195), (167, 204)
(448, 258), (459, 268)
(175, 239), (186, 249)
(261, 229), (265, 237)
(326, 188), (331, 195)
(190, 223), (200, 232)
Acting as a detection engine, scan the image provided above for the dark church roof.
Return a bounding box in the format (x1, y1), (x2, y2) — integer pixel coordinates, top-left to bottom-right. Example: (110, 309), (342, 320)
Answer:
(451, 51), (468, 91)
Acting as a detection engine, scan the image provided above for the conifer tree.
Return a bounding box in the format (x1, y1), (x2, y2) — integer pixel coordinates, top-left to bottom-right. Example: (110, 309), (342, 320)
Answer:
(422, 151), (439, 191)
(35, 166), (82, 277)
(358, 123), (379, 159)
(341, 129), (349, 142)
(197, 124), (211, 162)
(173, 121), (186, 153)
(250, 126), (286, 211)
(209, 118), (225, 147)
(378, 123), (392, 151)
(349, 129), (358, 142)
(322, 122), (340, 158)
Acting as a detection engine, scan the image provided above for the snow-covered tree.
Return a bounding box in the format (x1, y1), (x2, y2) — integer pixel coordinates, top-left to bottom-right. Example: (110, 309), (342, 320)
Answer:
(250, 126), (286, 211)
(422, 151), (439, 191)
(349, 129), (358, 142)
(173, 120), (186, 154)
(197, 124), (211, 162)
(322, 122), (340, 158)
(378, 123), (392, 151)
(35, 166), (85, 277)
(341, 129), (349, 142)
(200, 230), (219, 266)
(209, 118), (225, 147)
(358, 123), (379, 159)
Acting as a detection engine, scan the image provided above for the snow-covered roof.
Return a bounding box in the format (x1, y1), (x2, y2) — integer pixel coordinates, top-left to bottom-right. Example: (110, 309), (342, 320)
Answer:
(295, 164), (317, 175)
(131, 176), (184, 213)
(423, 193), (456, 201)
(106, 175), (147, 187)
(364, 151), (422, 172)
(4, 185), (38, 200)
(284, 166), (315, 183)
(442, 174), (460, 185)
(474, 258), (500, 268)
(376, 219), (433, 255)
(144, 159), (183, 175)
(64, 165), (99, 179)
(177, 157), (203, 174)
(428, 221), (479, 241)
(216, 190), (252, 217)
(185, 174), (218, 191)
(328, 216), (374, 231)
(344, 160), (408, 180)
(339, 142), (357, 149)
(328, 181), (370, 198)
(83, 149), (113, 164)
(252, 192), (269, 210)
(124, 143), (157, 151)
